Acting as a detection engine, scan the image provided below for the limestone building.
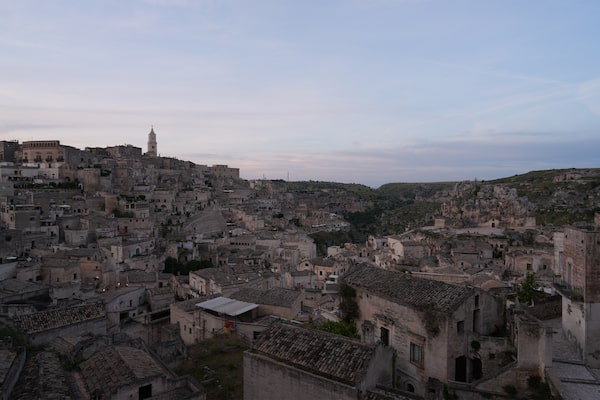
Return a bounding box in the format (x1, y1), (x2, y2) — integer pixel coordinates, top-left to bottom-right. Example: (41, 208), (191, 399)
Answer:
(555, 224), (600, 367)
(147, 126), (157, 157)
(343, 263), (503, 396)
(244, 323), (395, 400)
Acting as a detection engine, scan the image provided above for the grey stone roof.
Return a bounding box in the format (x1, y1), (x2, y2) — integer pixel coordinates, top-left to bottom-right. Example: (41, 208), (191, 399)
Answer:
(126, 270), (156, 283)
(364, 389), (416, 400)
(13, 303), (105, 334)
(343, 264), (471, 313)
(172, 298), (203, 312)
(11, 350), (73, 400)
(290, 270), (315, 277)
(192, 265), (261, 285)
(0, 279), (47, 297)
(229, 287), (301, 308)
(250, 323), (375, 385)
(171, 295), (213, 312)
(309, 257), (335, 267)
(0, 348), (18, 387)
(79, 345), (171, 397)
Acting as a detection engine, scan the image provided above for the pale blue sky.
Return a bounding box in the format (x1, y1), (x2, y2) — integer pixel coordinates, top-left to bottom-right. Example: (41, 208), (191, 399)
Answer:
(2, 0), (600, 187)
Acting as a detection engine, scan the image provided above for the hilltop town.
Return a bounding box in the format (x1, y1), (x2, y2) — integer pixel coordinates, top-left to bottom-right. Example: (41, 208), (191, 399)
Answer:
(0, 131), (599, 400)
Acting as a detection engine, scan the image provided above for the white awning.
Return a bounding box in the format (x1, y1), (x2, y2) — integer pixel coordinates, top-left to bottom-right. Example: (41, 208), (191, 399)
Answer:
(196, 296), (258, 317)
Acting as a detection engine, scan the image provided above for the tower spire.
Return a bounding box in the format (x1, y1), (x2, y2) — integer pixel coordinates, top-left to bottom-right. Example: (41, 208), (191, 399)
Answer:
(147, 126), (157, 157)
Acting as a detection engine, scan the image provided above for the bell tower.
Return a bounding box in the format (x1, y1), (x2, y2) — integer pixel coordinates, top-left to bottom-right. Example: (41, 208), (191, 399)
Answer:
(147, 126), (157, 157)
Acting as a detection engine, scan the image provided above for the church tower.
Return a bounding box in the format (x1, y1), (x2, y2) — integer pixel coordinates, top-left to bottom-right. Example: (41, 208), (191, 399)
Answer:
(147, 126), (157, 157)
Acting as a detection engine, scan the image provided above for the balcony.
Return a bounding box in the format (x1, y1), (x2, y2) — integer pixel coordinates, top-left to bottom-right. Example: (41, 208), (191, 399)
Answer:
(554, 280), (584, 302)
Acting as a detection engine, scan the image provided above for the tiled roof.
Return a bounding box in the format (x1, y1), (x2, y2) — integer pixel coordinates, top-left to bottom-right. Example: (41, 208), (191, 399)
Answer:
(13, 303), (105, 334)
(0, 348), (18, 386)
(364, 388), (415, 400)
(80, 345), (171, 397)
(251, 323), (375, 385)
(0, 279), (47, 297)
(172, 297), (210, 312)
(192, 266), (261, 285)
(343, 264), (471, 313)
(309, 257), (335, 267)
(11, 350), (73, 400)
(127, 270), (156, 283)
(229, 287), (301, 308)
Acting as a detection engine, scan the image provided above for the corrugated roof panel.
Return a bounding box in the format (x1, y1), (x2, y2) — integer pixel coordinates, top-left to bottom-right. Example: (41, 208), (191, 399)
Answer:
(196, 296), (258, 316)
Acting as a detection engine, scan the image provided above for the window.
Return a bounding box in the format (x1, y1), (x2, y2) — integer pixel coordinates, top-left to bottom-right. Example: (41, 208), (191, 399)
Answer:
(139, 384), (152, 400)
(380, 327), (389, 346)
(457, 320), (464, 334)
(474, 294), (480, 308)
(473, 309), (480, 333)
(410, 342), (423, 367)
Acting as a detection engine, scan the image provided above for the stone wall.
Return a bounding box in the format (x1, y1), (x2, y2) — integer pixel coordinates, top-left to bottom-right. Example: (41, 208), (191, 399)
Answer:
(244, 352), (360, 400)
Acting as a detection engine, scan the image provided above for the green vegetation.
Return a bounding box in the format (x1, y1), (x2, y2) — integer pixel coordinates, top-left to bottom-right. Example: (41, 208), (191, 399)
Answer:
(0, 326), (29, 348)
(164, 256), (213, 275)
(285, 180), (375, 198)
(112, 209), (135, 218)
(308, 319), (360, 339)
(517, 272), (546, 305)
(527, 375), (558, 400)
(338, 284), (359, 322)
(309, 231), (367, 256)
(176, 335), (247, 400)
(536, 207), (598, 226)
(503, 384), (518, 397)
(288, 169), (600, 256)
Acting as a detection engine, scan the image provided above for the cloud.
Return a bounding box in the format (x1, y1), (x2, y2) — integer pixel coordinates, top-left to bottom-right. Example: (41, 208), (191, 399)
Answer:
(578, 78), (600, 116)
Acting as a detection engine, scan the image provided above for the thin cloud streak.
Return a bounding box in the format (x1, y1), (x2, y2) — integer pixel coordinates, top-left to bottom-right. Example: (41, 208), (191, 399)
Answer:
(1, 1), (599, 186)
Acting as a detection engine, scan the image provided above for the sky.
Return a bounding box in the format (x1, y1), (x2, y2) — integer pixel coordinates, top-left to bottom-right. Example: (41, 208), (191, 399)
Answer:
(2, 0), (600, 188)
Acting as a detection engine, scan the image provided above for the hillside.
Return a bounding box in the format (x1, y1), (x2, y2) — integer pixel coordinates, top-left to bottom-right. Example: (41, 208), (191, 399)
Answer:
(288, 168), (600, 237)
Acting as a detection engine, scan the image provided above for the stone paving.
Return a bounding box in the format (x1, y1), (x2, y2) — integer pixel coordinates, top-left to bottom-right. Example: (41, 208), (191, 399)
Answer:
(544, 318), (600, 399)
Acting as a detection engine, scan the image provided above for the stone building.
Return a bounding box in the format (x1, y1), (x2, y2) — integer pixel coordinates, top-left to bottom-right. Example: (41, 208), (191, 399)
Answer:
(555, 224), (600, 367)
(229, 287), (304, 320)
(209, 164), (239, 180)
(0, 140), (19, 162)
(244, 323), (395, 400)
(105, 144), (142, 160)
(12, 303), (107, 345)
(343, 264), (503, 397)
(77, 343), (205, 399)
(147, 126), (158, 157)
(170, 296), (271, 345)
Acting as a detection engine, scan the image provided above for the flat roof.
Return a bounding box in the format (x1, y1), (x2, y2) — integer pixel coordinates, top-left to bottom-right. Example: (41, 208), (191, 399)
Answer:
(196, 296), (258, 317)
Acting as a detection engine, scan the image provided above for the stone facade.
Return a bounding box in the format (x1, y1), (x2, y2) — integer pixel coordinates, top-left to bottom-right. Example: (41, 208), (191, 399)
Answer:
(557, 225), (600, 367)
(344, 264), (502, 396)
(244, 323), (394, 400)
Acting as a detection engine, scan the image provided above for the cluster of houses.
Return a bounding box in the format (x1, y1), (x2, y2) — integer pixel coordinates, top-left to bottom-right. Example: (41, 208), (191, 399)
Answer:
(0, 134), (598, 399)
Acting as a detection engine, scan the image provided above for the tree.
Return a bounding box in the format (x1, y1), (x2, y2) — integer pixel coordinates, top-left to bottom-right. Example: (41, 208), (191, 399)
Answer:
(339, 283), (359, 322)
(517, 272), (545, 306)
(309, 320), (360, 339)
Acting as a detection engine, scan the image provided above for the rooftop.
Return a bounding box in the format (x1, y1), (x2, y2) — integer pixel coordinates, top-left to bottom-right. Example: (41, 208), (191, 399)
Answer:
(229, 287), (301, 308)
(10, 350), (72, 400)
(80, 345), (172, 397)
(13, 303), (105, 334)
(250, 323), (376, 386)
(343, 263), (472, 313)
(196, 296), (258, 316)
